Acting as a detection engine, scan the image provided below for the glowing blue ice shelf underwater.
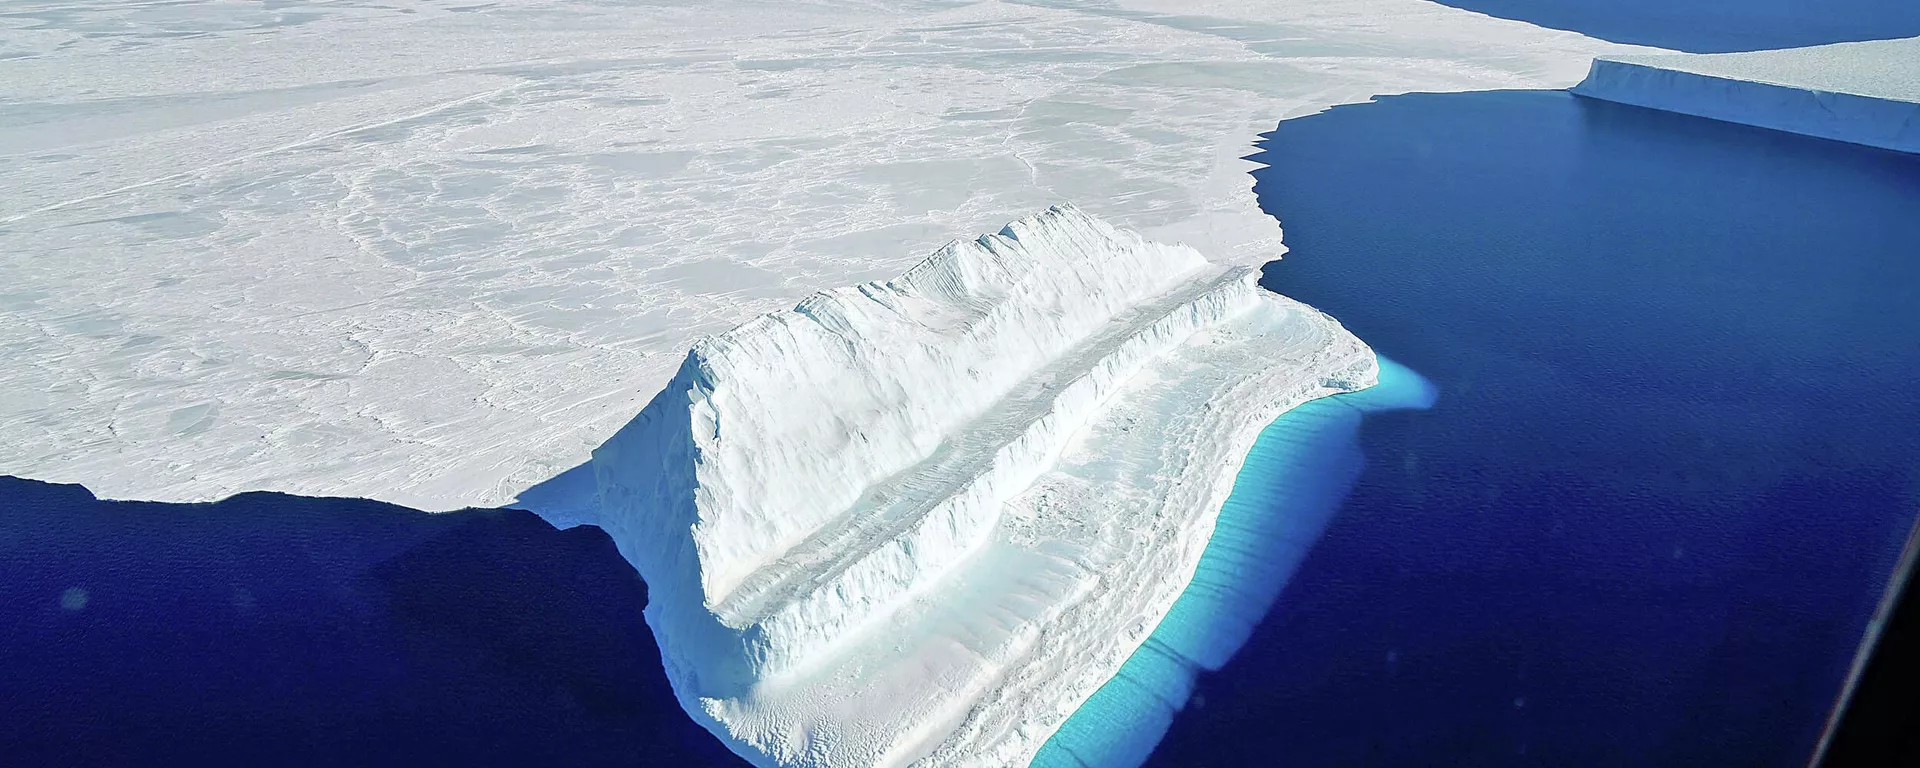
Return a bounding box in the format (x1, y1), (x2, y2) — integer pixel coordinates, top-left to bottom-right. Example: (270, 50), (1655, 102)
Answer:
(1034, 356), (1437, 768)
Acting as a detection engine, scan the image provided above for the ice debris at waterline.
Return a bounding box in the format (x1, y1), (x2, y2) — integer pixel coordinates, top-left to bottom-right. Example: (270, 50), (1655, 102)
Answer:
(591, 205), (1377, 767)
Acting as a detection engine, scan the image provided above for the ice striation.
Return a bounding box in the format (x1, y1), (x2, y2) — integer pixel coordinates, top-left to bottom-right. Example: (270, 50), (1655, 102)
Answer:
(592, 205), (1376, 766)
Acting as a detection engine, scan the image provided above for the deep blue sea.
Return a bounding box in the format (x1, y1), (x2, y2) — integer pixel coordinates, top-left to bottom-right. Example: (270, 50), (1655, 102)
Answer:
(1134, 90), (1920, 767)
(9, 26), (1920, 768)
(0, 478), (744, 767)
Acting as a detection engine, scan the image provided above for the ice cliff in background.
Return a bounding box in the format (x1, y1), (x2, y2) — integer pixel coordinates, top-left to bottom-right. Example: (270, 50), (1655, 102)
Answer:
(590, 206), (1374, 766)
(1574, 37), (1920, 154)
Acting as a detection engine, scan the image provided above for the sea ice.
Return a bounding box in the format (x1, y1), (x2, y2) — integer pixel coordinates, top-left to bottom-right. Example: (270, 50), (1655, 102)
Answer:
(593, 205), (1375, 766)
(0, 0), (1636, 511)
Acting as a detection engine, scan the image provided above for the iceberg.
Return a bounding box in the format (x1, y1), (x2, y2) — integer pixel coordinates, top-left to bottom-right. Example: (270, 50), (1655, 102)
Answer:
(592, 205), (1375, 766)
(1572, 37), (1920, 154)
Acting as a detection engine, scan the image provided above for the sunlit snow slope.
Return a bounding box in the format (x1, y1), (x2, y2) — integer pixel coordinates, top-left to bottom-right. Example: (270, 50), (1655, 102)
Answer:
(0, 0), (1637, 510)
(593, 206), (1374, 766)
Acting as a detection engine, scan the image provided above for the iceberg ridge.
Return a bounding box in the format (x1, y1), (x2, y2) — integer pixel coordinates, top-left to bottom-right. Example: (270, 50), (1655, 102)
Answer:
(593, 205), (1376, 766)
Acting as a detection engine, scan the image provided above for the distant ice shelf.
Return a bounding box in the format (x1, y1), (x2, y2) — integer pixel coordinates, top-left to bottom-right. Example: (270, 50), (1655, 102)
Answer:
(1573, 37), (1920, 154)
(590, 205), (1376, 766)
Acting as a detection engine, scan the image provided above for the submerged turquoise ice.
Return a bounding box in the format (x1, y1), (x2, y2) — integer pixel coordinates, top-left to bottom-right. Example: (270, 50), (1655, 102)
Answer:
(1034, 356), (1436, 767)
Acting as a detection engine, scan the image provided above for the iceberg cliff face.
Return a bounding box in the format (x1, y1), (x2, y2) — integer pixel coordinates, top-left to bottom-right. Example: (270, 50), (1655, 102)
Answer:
(593, 205), (1375, 766)
(1573, 38), (1920, 155)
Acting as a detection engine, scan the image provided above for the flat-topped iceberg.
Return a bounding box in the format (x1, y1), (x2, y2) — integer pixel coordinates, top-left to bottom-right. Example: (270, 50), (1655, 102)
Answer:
(1573, 37), (1920, 154)
(592, 205), (1375, 766)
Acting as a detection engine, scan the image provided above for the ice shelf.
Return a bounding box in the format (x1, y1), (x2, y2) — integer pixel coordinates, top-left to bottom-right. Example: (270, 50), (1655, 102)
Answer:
(1573, 37), (1920, 154)
(590, 205), (1376, 766)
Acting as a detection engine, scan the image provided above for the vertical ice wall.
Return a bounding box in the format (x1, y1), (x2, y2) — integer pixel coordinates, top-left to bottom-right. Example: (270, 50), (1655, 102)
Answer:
(594, 206), (1213, 687)
(1573, 38), (1920, 154)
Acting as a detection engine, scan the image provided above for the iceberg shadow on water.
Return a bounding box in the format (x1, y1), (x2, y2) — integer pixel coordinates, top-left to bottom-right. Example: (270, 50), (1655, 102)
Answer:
(0, 477), (745, 767)
(1034, 357), (1436, 768)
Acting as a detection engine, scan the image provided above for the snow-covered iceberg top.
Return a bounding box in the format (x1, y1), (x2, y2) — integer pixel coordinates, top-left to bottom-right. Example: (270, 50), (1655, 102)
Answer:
(1573, 37), (1920, 154)
(592, 205), (1376, 766)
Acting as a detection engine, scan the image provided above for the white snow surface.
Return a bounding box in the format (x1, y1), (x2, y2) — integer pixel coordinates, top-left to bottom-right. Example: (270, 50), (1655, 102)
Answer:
(593, 205), (1375, 766)
(0, 0), (1639, 510)
(1575, 37), (1920, 154)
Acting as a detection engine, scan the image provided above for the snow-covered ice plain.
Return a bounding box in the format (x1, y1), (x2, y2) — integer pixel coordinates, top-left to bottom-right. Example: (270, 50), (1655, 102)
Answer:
(1574, 37), (1920, 154)
(0, 0), (1638, 511)
(595, 204), (1375, 765)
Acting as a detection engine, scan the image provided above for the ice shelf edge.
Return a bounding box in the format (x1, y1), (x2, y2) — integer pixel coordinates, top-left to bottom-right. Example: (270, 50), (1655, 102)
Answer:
(1572, 56), (1920, 154)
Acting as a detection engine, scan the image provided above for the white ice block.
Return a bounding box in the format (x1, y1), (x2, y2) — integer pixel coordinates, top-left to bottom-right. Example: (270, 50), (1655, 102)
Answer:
(1574, 37), (1920, 154)
(592, 205), (1375, 766)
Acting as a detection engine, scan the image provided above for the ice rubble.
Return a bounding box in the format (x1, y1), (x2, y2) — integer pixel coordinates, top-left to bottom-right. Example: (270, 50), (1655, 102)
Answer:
(1573, 37), (1920, 154)
(592, 205), (1375, 766)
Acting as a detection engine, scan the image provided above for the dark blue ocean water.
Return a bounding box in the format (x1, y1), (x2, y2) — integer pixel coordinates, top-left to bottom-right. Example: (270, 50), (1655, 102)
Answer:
(0, 478), (744, 767)
(1136, 90), (1920, 767)
(1430, 0), (1920, 52)
(8, 91), (1919, 768)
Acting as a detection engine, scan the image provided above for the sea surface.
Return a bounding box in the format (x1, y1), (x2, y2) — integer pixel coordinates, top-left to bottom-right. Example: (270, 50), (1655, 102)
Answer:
(7, 64), (1920, 768)
(1137, 90), (1920, 767)
(0, 478), (743, 767)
